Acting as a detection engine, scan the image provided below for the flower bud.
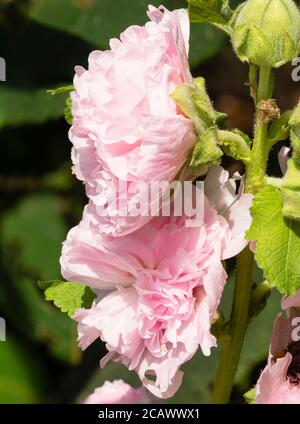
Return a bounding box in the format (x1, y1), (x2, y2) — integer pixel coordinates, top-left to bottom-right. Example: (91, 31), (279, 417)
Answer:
(231, 0), (300, 68)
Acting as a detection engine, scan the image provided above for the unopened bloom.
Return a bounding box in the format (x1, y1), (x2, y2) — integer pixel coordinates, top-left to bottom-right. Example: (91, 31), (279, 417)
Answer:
(231, 0), (300, 68)
(61, 167), (252, 398)
(255, 289), (300, 403)
(69, 5), (196, 237)
(83, 380), (150, 404)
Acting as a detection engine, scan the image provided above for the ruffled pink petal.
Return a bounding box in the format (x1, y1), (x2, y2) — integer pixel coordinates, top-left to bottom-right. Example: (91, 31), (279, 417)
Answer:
(256, 354), (297, 404)
(83, 380), (150, 404)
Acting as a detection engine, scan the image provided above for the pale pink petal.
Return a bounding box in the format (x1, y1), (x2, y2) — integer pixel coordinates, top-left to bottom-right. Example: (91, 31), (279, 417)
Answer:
(83, 380), (150, 404)
(278, 146), (291, 175)
(204, 166), (253, 259)
(282, 289), (300, 310)
(255, 354), (300, 404)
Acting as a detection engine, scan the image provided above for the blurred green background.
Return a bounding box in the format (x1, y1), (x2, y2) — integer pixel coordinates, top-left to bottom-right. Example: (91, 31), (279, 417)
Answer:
(0, 0), (297, 403)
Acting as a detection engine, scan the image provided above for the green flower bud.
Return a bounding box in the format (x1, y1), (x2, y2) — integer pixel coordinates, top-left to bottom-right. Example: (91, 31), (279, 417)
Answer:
(231, 0), (300, 68)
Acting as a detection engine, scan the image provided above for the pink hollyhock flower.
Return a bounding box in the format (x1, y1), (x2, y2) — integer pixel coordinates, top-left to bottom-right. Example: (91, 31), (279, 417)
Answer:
(83, 380), (150, 404)
(61, 167), (252, 398)
(69, 5), (196, 237)
(255, 291), (300, 403)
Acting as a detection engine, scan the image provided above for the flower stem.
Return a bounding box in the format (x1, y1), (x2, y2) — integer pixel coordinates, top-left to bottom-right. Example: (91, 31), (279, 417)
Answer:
(211, 66), (273, 404)
(211, 248), (254, 404)
(246, 66), (272, 193)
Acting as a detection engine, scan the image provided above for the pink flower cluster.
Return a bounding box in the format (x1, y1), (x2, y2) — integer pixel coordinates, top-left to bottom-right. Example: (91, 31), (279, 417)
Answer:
(255, 290), (300, 404)
(61, 5), (252, 400)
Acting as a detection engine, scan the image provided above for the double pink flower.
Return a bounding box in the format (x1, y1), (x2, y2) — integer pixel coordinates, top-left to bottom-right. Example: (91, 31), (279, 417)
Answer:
(61, 167), (252, 398)
(61, 5), (252, 399)
(69, 6), (196, 237)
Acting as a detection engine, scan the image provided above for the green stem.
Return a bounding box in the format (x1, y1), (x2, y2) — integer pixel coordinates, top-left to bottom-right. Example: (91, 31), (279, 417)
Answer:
(211, 66), (273, 404)
(256, 66), (272, 102)
(246, 66), (272, 193)
(211, 248), (254, 404)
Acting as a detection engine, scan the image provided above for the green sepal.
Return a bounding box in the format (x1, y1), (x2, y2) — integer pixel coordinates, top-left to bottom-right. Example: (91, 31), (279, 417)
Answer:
(268, 111), (291, 144)
(217, 129), (251, 163)
(190, 127), (223, 172)
(171, 77), (227, 134)
(64, 96), (73, 125)
(47, 85), (74, 96)
(47, 85), (73, 125)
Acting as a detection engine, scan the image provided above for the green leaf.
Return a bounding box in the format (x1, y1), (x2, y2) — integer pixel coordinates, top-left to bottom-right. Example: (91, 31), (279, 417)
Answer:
(15, 277), (80, 364)
(187, 0), (233, 34)
(190, 127), (223, 169)
(277, 105), (300, 222)
(0, 86), (68, 128)
(246, 185), (300, 295)
(0, 336), (45, 403)
(39, 280), (96, 317)
(28, 0), (226, 69)
(281, 159), (300, 222)
(244, 387), (256, 404)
